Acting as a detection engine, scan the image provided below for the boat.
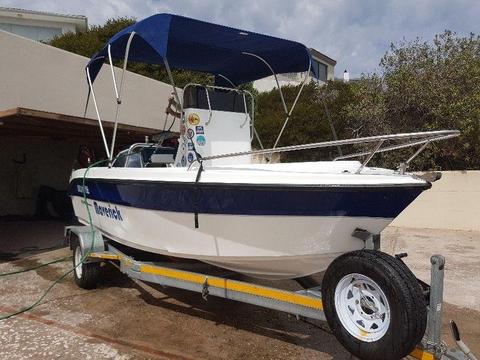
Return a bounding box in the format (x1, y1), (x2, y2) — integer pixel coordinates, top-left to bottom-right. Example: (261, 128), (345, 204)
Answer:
(68, 14), (459, 280)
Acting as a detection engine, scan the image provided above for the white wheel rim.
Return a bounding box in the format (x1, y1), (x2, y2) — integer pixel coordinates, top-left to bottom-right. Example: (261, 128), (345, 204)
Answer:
(74, 246), (83, 279)
(334, 273), (391, 342)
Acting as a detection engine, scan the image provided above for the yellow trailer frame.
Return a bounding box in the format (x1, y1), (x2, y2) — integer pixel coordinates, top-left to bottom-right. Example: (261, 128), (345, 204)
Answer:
(65, 225), (470, 360)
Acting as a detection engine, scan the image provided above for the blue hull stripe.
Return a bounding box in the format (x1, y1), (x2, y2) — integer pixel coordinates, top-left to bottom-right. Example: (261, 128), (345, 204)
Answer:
(68, 178), (428, 218)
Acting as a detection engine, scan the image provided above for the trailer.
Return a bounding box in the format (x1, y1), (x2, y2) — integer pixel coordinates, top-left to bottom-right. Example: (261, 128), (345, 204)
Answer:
(65, 225), (477, 360)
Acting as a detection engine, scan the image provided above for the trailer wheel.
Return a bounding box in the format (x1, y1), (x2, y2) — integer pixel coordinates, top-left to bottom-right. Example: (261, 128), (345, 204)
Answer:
(322, 250), (426, 360)
(72, 238), (100, 289)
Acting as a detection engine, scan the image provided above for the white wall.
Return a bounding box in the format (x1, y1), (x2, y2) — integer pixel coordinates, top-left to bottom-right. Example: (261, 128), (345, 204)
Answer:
(392, 171), (480, 231)
(0, 17), (76, 40)
(0, 30), (177, 131)
(0, 7), (87, 33)
(253, 65), (334, 93)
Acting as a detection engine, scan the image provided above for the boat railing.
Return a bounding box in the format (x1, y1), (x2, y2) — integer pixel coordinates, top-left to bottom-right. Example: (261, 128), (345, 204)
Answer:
(194, 130), (460, 174)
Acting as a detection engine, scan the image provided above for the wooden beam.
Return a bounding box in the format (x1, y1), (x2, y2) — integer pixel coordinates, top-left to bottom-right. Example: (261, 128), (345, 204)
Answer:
(16, 108), (158, 134)
(0, 107), (166, 142)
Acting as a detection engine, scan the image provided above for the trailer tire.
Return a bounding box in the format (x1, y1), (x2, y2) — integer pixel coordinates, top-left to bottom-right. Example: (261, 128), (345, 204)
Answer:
(322, 250), (426, 360)
(72, 237), (100, 289)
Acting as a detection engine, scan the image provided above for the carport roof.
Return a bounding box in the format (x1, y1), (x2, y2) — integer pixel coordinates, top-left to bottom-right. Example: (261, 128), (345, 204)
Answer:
(0, 107), (159, 145)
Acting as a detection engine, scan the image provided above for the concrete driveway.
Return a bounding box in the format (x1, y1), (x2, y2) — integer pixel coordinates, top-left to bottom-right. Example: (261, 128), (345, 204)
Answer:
(0, 222), (479, 359)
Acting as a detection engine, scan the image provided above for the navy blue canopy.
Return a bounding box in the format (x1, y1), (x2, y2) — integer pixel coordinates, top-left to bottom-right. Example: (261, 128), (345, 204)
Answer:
(87, 14), (311, 87)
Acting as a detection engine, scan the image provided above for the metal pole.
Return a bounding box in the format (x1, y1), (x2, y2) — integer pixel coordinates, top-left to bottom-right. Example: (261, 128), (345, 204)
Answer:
(398, 141), (431, 174)
(86, 67), (111, 159)
(426, 255), (445, 354)
(321, 95), (342, 157)
(250, 94), (255, 142)
(355, 140), (384, 174)
(334, 135), (456, 162)
(163, 58), (183, 115)
(242, 52), (288, 115)
(217, 74), (236, 88)
(199, 130), (459, 162)
(253, 127), (265, 150)
(272, 58), (311, 149)
(205, 87), (212, 125)
(241, 93), (248, 128)
(107, 44), (120, 100)
(109, 32), (135, 162)
(83, 88), (91, 118)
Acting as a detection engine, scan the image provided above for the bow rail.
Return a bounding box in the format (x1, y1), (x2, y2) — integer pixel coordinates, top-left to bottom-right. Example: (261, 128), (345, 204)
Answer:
(196, 130), (460, 174)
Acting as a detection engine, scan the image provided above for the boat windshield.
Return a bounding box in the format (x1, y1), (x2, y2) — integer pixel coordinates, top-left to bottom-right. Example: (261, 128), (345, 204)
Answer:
(183, 86), (246, 113)
(112, 145), (176, 168)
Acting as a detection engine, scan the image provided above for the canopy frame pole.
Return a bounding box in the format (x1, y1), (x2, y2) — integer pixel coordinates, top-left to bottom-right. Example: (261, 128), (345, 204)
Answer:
(107, 44), (119, 100)
(241, 52), (311, 149)
(86, 66), (111, 159)
(108, 31), (136, 163)
(242, 52), (288, 115)
(241, 93), (248, 128)
(217, 74), (236, 88)
(250, 95), (256, 142)
(253, 126), (264, 150)
(163, 58), (183, 116)
(272, 58), (311, 149)
(205, 87), (212, 125)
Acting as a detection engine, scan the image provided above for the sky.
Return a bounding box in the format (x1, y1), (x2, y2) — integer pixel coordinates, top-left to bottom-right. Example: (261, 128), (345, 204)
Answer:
(1, 0), (478, 77)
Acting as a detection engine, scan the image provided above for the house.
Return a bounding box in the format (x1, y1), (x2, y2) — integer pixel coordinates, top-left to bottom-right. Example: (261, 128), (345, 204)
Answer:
(0, 6), (87, 42)
(253, 48), (336, 92)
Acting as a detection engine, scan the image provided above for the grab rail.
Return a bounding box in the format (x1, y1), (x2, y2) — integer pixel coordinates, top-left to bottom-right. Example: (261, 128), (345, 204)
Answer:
(182, 83), (256, 139)
(194, 130), (460, 174)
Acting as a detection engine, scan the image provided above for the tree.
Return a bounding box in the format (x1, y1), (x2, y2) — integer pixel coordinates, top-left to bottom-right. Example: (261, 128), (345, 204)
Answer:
(254, 81), (358, 161)
(379, 30), (480, 169)
(52, 20), (479, 170)
(49, 17), (212, 87)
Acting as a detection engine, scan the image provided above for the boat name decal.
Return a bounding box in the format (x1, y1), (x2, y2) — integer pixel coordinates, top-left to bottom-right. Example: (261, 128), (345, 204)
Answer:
(94, 201), (123, 221)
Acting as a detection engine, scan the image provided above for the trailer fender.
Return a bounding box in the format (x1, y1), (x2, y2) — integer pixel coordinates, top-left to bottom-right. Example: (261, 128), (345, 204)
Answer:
(64, 225), (105, 261)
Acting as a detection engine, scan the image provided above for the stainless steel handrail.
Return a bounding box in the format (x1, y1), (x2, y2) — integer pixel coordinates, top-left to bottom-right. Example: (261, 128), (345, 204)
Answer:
(182, 83), (256, 137)
(195, 130), (459, 173)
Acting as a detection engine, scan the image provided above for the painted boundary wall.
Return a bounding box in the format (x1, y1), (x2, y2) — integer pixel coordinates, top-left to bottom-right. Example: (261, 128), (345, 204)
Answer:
(391, 171), (480, 231)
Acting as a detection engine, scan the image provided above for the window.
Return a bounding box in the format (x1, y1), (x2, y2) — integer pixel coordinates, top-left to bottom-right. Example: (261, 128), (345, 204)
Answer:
(310, 59), (328, 82)
(0, 23), (62, 41)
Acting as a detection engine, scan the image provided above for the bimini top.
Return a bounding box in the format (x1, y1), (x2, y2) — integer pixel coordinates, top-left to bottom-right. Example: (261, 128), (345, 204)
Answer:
(87, 13), (311, 86)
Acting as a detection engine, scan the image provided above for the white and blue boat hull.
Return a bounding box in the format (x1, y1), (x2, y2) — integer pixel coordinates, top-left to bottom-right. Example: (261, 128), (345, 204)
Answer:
(68, 162), (429, 279)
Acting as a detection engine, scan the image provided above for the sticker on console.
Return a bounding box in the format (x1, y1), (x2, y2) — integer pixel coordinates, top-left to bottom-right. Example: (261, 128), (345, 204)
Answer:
(187, 152), (195, 163)
(188, 113), (200, 125)
(195, 126), (204, 134)
(196, 135), (206, 146)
